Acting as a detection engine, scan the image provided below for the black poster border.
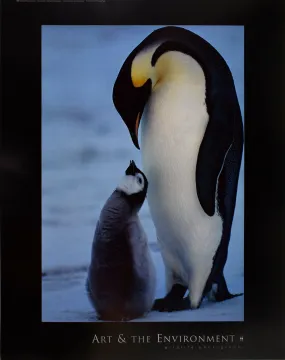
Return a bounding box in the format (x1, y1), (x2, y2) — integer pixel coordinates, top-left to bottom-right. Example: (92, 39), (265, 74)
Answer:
(1, 0), (284, 359)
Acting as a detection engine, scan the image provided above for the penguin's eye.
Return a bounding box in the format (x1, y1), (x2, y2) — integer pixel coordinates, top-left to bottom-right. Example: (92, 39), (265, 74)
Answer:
(136, 174), (144, 186)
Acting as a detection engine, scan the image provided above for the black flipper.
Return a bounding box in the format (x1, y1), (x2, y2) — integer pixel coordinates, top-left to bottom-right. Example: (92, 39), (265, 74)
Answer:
(152, 284), (189, 312)
(204, 103), (243, 297)
(196, 93), (235, 216)
(196, 65), (243, 300)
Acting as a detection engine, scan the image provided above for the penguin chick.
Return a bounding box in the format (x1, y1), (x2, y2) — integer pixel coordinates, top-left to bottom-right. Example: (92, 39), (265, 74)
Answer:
(86, 160), (156, 321)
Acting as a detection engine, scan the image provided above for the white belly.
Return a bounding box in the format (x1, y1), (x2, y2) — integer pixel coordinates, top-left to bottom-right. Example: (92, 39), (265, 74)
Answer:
(140, 80), (223, 306)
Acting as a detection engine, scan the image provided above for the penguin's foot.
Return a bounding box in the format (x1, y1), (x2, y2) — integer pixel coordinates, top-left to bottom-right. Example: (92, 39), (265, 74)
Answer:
(152, 296), (190, 312)
(215, 291), (243, 302)
(152, 284), (189, 312)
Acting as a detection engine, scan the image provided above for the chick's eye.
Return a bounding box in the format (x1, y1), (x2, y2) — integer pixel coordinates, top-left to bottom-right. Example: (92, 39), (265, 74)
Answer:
(136, 174), (143, 184)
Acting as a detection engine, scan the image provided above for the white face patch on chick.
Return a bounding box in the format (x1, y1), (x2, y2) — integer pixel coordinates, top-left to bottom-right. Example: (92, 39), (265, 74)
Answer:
(117, 174), (145, 195)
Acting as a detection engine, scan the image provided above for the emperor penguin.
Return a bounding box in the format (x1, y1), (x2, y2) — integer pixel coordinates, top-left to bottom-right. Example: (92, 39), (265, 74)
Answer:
(86, 160), (156, 321)
(112, 26), (244, 311)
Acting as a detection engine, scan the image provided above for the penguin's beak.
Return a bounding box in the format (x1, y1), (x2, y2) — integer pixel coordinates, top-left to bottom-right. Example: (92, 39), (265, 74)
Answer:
(125, 160), (137, 176)
(131, 160), (136, 174)
(132, 113), (142, 149)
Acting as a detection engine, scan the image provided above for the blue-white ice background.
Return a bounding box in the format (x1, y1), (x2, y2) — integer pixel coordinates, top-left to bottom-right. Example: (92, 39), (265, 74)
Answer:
(42, 25), (244, 322)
